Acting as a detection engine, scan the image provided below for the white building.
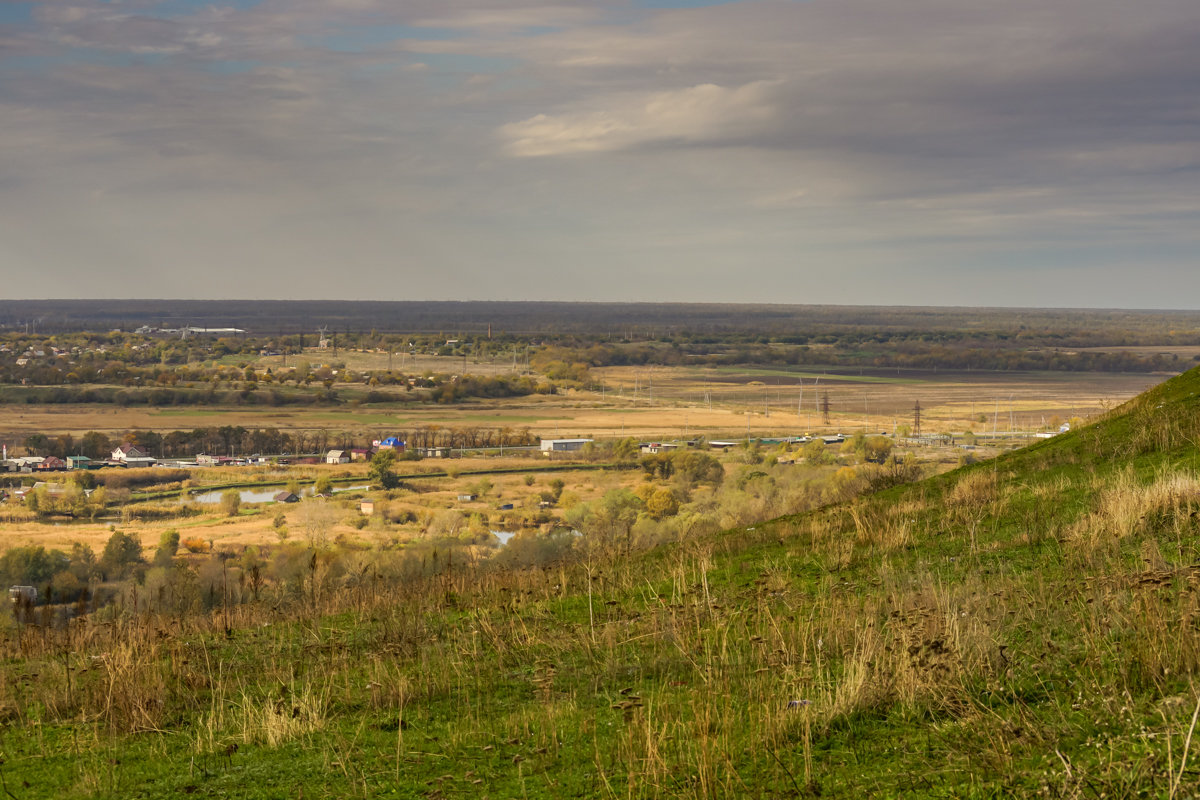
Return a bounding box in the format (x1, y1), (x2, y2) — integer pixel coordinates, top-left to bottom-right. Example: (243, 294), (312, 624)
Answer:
(540, 438), (593, 454)
(111, 444), (156, 467)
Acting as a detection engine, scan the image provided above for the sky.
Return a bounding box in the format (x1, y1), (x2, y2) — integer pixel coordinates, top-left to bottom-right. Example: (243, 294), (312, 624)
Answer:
(1, 0), (1198, 307)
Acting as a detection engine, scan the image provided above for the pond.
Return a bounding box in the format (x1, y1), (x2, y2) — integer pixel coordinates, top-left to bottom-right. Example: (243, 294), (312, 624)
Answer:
(186, 485), (371, 504)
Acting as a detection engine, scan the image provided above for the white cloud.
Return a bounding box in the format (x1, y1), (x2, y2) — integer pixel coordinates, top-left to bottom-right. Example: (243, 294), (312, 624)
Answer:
(501, 80), (779, 156)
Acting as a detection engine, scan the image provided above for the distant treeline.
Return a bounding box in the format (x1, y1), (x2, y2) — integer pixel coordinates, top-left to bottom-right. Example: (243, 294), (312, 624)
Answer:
(0, 374), (551, 407)
(20, 425), (538, 460)
(6, 299), (1200, 341)
(540, 342), (1187, 374)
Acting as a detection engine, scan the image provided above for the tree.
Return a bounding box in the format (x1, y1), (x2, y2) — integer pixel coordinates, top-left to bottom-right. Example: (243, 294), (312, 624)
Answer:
(154, 529), (181, 568)
(863, 436), (894, 464)
(567, 488), (644, 556)
(221, 490), (241, 517)
(81, 431), (112, 460)
(100, 531), (144, 580)
(646, 488), (679, 520)
(0, 546), (68, 587)
(313, 474), (333, 495)
(368, 449), (400, 489)
(802, 439), (829, 464)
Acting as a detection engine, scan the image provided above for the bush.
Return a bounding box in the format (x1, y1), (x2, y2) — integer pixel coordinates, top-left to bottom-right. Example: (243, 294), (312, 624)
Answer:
(182, 537), (211, 554)
(220, 490), (241, 517)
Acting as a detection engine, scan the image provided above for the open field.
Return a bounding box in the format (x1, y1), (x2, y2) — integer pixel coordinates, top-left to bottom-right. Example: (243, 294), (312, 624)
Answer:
(240, 349), (530, 377)
(595, 364), (1165, 435)
(0, 366), (1167, 447)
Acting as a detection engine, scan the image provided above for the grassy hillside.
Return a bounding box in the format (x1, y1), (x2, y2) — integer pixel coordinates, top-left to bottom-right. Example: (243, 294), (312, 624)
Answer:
(5, 369), (1200, 797)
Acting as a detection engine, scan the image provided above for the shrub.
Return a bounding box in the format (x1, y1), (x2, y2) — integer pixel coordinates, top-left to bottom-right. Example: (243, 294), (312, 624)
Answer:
(182, 537), (211, 554)
(221, 490), (241, 517)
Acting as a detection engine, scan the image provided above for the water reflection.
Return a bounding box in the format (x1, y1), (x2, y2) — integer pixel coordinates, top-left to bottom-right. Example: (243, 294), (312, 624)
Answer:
(186, 485), (370, 504)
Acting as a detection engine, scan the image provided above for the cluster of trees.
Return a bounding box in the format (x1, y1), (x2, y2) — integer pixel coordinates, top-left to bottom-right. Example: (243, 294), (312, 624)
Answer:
(22, 482), (108, 520)
(530, 340), (1184, 375)
(0, 531), (145, 603)
(0, 367), (552, 406)
(639, 450), (726, 484)
(18, 425), (540, 460)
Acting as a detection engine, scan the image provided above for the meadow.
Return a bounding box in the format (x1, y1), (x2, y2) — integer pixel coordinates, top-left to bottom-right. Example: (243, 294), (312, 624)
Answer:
(2, 364), (1200, 796)
(0, 311), (1195, 797)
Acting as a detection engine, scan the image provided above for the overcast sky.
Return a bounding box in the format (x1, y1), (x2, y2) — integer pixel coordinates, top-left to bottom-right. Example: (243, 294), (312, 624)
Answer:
(1, 0), (1198, 306)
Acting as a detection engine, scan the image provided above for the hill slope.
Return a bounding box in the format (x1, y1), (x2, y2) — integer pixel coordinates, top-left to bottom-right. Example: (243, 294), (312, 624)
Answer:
(6, 368), (1200, 798)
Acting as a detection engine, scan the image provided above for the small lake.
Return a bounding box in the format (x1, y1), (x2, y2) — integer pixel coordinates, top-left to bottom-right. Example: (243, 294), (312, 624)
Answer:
(186, 485), (370, 504)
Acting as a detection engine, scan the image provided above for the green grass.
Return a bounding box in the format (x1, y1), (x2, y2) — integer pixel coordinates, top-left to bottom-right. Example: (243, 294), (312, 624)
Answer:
(8, 368), (1200, 797)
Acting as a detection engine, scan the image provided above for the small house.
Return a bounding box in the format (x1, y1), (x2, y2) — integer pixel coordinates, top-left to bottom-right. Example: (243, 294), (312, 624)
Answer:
(8, 586), (37, 604)
(325, 450), (349, 465)
(111, 444), (156, 467)
(66, 455), (92, 470)
(457, 493), (478, 502)
(273, 491), (300, 503)
(350, 448), (372, 461)
(359, 500), (375, 515)
(35, 456), (67, 471)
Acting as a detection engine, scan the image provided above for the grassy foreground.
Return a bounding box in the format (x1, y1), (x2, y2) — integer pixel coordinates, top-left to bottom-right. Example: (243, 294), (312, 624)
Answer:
(5, 370), (1200, 797)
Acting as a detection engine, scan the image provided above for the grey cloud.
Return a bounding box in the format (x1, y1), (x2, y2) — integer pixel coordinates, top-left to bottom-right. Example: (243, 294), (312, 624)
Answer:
(1, 0), (1199, 304)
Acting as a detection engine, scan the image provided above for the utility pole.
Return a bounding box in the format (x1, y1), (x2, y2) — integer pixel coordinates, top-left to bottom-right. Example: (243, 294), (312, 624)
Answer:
(913, 399), (922, 437)
(821, 392), (831, 426)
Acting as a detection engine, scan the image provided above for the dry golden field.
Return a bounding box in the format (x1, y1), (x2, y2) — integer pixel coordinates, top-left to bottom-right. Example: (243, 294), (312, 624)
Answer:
(0, 366), (1166, 445)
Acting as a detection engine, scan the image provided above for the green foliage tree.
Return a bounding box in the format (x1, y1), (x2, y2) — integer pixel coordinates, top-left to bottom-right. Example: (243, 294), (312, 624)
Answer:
(71, 470), (97, 490)
(313, 475), (333, 495)
(69, 543), (99, 583)
(154, 529), (181, 568)
(0, 546), (68, 587)
(567, 488), (645, 557)
(671, 451), (725, 486)
(368, 449), (400, 490)
(802, 439), (830, 464)
(100, 530), (144, 580)
(611, 437), (640, 462)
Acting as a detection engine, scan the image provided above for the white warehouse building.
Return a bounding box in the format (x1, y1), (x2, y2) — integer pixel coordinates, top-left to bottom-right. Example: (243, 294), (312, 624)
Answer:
(540, 438), (593, 454)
